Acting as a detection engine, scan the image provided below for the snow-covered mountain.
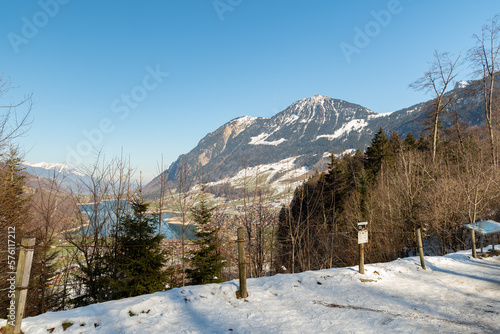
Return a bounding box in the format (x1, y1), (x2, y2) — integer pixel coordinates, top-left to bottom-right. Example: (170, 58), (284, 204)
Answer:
(6, 249), (499, 333)
(144, 95), (389, 194)
(22, 162), (91, 193)
(145, 86), (483, 195)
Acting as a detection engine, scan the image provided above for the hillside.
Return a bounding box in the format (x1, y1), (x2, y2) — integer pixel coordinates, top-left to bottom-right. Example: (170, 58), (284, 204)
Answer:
(145, 83), (483, 196)
(6, 248), (499, 333)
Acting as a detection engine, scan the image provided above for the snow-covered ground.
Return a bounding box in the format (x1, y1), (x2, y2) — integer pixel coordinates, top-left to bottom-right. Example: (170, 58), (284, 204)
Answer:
(205, 156), (309, 198)
(4, 248), (499, 333)
(315, 119), (368, 141)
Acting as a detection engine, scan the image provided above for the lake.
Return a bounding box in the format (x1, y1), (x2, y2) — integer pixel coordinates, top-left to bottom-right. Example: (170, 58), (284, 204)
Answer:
(78, 200), (196, 240)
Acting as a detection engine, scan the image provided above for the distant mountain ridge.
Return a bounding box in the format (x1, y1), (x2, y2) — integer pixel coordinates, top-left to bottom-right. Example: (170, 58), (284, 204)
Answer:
(22, 162), (91, 193)
(24, 162), (86, 176)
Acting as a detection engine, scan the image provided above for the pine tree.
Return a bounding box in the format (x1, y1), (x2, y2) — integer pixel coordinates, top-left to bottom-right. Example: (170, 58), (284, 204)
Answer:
(404, 133), (418, 151)
(27, 242), (61, 316)
(109, 200), (167, 299)
(389, 131), (403, 156)
(365, 127), (391, 181)
(0, 147), (31, 318)
(0, 146), (31, 230)
(187, 193), (224, 285)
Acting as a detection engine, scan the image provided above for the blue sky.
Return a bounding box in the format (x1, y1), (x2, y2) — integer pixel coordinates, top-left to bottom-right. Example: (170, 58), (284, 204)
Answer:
(1, 0), (498, 181)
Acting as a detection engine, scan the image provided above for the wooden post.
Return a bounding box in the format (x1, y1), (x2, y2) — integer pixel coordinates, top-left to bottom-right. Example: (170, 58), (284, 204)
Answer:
(357, 222), (368, 275)
(359, 243), (364, 274)
(416, 228), (426, 270)
(237, 228), (248, 298)
(5, 237), (36, 334)
(471, 229), (477, 259)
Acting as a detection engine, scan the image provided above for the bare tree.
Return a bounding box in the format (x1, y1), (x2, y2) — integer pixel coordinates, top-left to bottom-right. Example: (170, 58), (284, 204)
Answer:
(410, 51), (461, 163)
(469, 15), (500, 166)
(457, 139), (499, 256)
(66, 153), (134, 306)
(26, 170), (78, 315)
(154, 155), (168, 236)
(0, 75), (32, 152)
(169, 162), (197, 286)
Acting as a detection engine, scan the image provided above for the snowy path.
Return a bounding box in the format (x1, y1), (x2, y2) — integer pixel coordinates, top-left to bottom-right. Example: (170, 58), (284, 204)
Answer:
(4, 250), (500, 333)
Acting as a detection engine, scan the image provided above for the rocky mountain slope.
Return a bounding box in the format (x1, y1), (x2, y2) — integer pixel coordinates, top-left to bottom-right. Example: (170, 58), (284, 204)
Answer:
(145, 83), (482, 196)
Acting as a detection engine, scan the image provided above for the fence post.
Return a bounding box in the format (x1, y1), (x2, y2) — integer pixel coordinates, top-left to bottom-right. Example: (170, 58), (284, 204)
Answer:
(471, 229), (477, 259)
(237, 227), (248, 298)
(5, 237), (36, 334)
(416, 228), (426, 270)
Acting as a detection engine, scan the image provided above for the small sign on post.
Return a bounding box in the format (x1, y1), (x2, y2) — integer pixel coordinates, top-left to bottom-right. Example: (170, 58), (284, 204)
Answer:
(358, 222), (368, 244)
(357, 222), (368, 274)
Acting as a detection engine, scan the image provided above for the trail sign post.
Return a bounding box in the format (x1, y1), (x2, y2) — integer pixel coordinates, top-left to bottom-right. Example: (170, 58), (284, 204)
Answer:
(358, 222), (368, 274)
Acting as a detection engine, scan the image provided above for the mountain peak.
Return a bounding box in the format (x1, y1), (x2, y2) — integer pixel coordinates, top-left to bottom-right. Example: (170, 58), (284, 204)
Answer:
(287, 95), (333, 117)
(455, 80), (471, 89)
(295, 94), (332, 107)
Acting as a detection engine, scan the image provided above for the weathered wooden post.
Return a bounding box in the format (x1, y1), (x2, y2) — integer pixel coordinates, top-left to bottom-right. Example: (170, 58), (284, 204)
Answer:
(237, 227), (248, 298)
(357, 222), (368, 275)
(359, 243), (365, 274)
(416, 228), (426, 270)
(471, 229), (477, 259)
(5, 237), (36, 334)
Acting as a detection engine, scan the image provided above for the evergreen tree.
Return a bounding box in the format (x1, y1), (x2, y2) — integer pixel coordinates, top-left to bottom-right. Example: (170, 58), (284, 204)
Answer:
(0, 146), (30, 230)
(0, 147), (31, 318)
(187, 193), (224, 285)
(109, 200), (167, 299)
(389, 131), (403, 156)
(404, 133), (418, 151)
(27, 241), (61, 316)
(365, 127), (391, 181)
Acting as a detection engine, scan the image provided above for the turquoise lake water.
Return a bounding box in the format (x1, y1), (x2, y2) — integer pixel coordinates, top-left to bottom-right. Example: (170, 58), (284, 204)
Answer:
(78, 200), (196, 240)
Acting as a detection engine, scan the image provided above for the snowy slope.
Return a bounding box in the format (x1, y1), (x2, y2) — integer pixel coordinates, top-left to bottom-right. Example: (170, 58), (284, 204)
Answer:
(4, 249), (499, 333)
